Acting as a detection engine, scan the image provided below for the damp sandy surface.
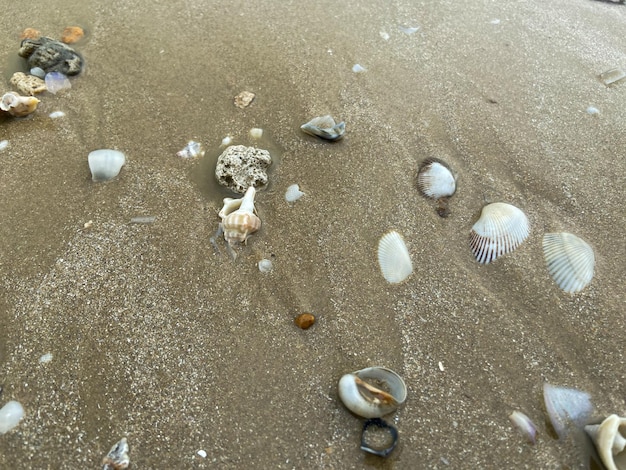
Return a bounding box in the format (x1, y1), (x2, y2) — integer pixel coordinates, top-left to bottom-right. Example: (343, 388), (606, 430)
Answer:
(1, 1), (625, 468)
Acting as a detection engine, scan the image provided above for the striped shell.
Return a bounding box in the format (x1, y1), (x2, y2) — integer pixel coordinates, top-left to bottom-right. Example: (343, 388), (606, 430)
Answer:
(219, 186), (261, 246)
(469, 203), (530, 264)
(377, 231), (413, 283)
(542, 233), (595, 293)
(417, 158), (456, 199)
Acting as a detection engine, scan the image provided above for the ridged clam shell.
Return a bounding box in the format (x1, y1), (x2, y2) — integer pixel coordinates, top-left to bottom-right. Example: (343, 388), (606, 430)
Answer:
(300, 115), (345, 141)
(585, 415), (626, 470)
(219, 186), (261, 246)
(377, 231), (413, 284)
(88, 149), (126, 182)
(417, 158), (456, 199)
(543, 382), (593, 440)
(469, 203), (530, 264)
(542, 233), (595, 293)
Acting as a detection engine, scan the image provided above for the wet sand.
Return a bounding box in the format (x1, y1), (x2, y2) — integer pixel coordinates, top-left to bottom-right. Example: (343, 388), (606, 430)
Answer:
(1, 1), (625, 468)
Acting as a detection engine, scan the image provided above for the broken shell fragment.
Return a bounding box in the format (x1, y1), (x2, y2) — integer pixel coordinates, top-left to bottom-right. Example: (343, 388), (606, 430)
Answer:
(300, 115), (345, 141)
(285, 184), (305, 203)
(542, 232), (595, 293)
(10, 72), (47, 95)
(469, 202), (530, 264)
(0, 92), (40, 117)
(417, 158), (456, 199)
(509, 411), (538, 444)
(176, 140), (204, 158)
(234, 91), (255, 108)
(377, 231), (413, 284)
(88, 149), (126, 182)
(219, 186), (261, 246)
(543, 382), (593, 440)
(585, 415), (626, 470)
(338, 367), (407, 418)
(102, 437), (130, 470)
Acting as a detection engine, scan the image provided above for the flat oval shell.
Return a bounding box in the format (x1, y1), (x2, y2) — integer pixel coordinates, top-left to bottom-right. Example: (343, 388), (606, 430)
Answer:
(378, 231), (413, 283)
(469, 203), (530, 264)
(542, 233), (595, 293)
(417, 158), (456, 199)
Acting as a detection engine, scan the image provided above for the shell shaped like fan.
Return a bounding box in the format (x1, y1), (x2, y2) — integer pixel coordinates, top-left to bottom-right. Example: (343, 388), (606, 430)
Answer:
(377, 231), (413, 284)
(542, 232), (595, 293)
(469, 203), (530, 264)
(417, 158), (456, 199)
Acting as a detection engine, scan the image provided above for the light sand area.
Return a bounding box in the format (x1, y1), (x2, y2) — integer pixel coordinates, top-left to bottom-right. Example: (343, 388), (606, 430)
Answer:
(1, 1), (625, 468)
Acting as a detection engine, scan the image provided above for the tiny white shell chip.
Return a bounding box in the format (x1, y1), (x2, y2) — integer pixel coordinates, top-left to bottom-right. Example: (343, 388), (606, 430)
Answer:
(49, 111), (66, 119)
(509, 411), (538, 444)
(0, 140), (8, 151)
(197, 450), (207, 458)
(417, 158), (456, 199)
(352, 64), (367, 73)
(586, 106), (600, 115)
(399, 25), (419, 34)
(0, 400), (25, 434)
(285, 184), (305, 203)
(220, 136), (233, 147)
(378, 231), (413, 283)
(543, 232), (595, 293)
(379, 31), (390, 41)
(249, 128), (263, 139)
(258, 259), (273, 273)
(39, 352), (53, 363)
(176, 140), (204, 158)
(88, 149), (126, 182)
(469, 203), (530, 264)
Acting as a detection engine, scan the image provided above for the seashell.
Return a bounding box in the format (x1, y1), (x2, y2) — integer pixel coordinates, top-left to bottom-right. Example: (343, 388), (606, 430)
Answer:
(88, 149), (126, 182)
(352, 64), (367, 73)
(300, 115), (346, 141)
(542, 232), (595, 294)
(102, 437), (130, 470)
(249, 128), (263, 139)
(49, 111), (66, 119)
(509, 411), (538, 444)
(0, 140), (8, 151)
(469, 202), (530, 264)
(285, 184), (305, 203)
(44, 72), (71, 94)
(30, 67), (45, 79)
(338, 367), (407, 418)
(377, 231), (413, 284)
(61, 26), (85, 44)
(585, 415), (626, 470)
(294, 313), (315, 329)
(218, 186), (261, 246)
(0, 400), (25, 434)
(543, 382), (593, 440)
(0, 92), (40, 117)
(361, 418), (399, 457)
(417, 158), (456, 199)
(176, 140), (204, 158)
(220, 136), (233, 147)
(258, 259), (273, 273)
(10, 72), (47, 95)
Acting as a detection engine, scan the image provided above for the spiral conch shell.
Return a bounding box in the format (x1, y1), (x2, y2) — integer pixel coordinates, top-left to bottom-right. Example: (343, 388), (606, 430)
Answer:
(585, 415), (626, 470)
(219, 186), (261, 246)
(0, 92), (40, 117)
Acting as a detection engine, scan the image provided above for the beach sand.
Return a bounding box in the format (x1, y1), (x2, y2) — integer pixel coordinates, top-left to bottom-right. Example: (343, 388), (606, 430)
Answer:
(1, 0), (625, 468)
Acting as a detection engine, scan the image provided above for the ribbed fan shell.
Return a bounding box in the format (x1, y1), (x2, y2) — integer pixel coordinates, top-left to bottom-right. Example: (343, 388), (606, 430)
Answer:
(377, 231), (413, 283)
(417, 158), (456, 199)
(542, 233), (595, 293)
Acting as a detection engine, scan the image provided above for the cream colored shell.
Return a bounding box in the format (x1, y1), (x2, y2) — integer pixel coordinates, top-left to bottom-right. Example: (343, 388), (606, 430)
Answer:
(542, 232), (595, 293)
(377, 231), (413, 284)
(0, 92), (40, 117)
(338, 366), (407, 418)
(585, 415), (626, 470)
(219, 186), (261, 246)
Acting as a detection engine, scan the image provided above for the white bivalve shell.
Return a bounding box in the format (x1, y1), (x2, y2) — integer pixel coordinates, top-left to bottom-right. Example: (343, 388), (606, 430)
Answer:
(542, 232), (595, 293)
(88, 149), (126, 182)
(585, 415), (626, 470)
(219, 186), (261, 246)
(377, 231), (413, 284)
(285, 184), (305, 203)
(338, 367), (407, 418)
(417, 158), (456, 199)
(0, 400), (25, 434)
(469, 202), (530, 264)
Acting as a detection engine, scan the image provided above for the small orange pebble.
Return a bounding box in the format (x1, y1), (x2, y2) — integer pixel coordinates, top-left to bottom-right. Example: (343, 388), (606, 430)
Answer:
(294, 313), (315, 330)
(61, 26), (84, 44)
(20, 28), (41, 40)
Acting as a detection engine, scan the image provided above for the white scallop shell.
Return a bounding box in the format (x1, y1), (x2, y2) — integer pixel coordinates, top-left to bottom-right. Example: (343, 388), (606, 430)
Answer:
(585, 414), (626, 470)
(88, 149), (126, 182)
(542, 233), (595, 293)
(377, 231), (413, 283)
(469, 203), (530, 264)
(285, 184), (305, 203)
(417, 158), (456, 199)
(338, 367), (407, 418)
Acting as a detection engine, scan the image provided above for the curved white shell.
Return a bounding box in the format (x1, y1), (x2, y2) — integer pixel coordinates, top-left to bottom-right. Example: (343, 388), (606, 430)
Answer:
(469, 203), (530, 264)
(509, 411), (538, 444)
(285, 184), (305, 203)
(1, 92), (39, 117)
(585, 415), (626, 470)
(219, 186), (261, 246)
(88, 149), (126, 182)
(377, 231), (413, 284)
(417, 158), (456, 199)
(0, 400), (25, 434)
(543, 382), (593, 440)
(338, 367), (407, 418)
(542, 233), (595, 293)
(300, 115), (345, 141)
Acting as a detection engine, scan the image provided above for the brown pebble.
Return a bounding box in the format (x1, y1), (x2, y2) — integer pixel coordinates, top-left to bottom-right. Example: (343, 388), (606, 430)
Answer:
(61, 26), (85, 44)
(20, 28), (41, 40)
(295, 313), (315, 330)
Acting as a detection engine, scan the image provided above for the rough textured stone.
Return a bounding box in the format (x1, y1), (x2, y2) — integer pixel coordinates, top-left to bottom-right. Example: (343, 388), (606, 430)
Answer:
(18, 36), (83, 75)
(215, 145), (272, 194)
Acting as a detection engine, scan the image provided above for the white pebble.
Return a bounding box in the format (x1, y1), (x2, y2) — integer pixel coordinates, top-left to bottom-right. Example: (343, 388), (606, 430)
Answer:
(0, 401), (25, 434)
(258, 259), (273, 273)
(220, 136), (233, 147)
(586, 106), (600, 115)
(197, 450), (207, 458)
(438, 361), (444, 371)
(490, 18), (501, 25)
(0, 140), (8, 151)
(39, 352), (53, 363)
(49, 111), (66, 119)
(249, 128), (263, 139)
(352, 64), (367, 73)
(285, 184), (305, 203)
(399, 25), (419, 35)
(379, 31), (390, 41)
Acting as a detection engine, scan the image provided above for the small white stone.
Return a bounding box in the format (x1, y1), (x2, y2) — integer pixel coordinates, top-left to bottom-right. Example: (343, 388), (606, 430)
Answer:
(490, 18), (501, 25)
(220, 136), (233, 147)
(352, 64), (367, 73)
(258, 259), (273, 273)
(586, 106), (600, 115)
(438, 361), (444, 371)
(49, 111), (66, 119)
(197, 450), (207, 458)
(249, 128), (263, 139)
(0, 401), (25, 434)
(39, 352), (53, 363)
(379, 31), (390, 41)
(285, 184), (305, 203)
(399, 25), (419, 34)
(0, 140), (8, 151)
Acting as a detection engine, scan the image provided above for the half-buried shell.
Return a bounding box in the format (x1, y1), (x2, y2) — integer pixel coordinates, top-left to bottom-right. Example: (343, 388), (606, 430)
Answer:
(542, 233), (595, 294)
(469, 203), (530, 264)
(300, 115), (345, 141)
(417, 158), (456, 199)
(377, 231), (413, 283)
